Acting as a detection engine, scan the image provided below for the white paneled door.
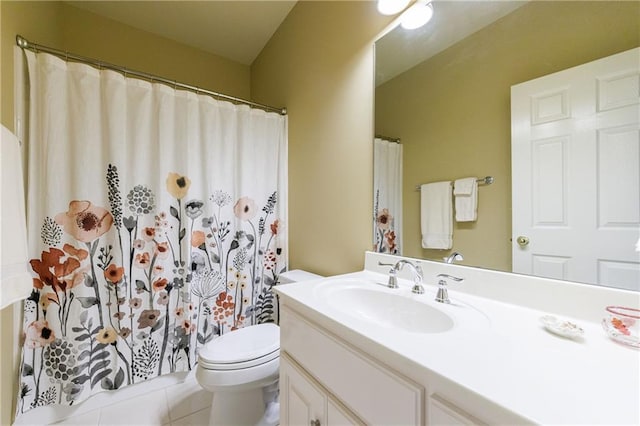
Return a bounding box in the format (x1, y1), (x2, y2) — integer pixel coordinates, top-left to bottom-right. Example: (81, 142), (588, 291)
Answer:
(512, 48), (640, 291)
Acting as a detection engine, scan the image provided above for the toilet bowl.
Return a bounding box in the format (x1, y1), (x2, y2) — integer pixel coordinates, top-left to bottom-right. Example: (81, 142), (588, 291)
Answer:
(196, 323), (280, 426)
(196, 269), (323, 425)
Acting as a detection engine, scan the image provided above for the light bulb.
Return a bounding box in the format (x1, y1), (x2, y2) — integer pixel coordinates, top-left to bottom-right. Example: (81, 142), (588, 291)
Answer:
(377, 0), (411, 16)
(400, 1), (434, 30)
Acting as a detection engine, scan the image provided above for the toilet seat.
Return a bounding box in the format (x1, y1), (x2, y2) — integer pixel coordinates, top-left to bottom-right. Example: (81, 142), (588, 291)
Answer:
(199, 348), (279, 370)
(198, 323), (280, 371)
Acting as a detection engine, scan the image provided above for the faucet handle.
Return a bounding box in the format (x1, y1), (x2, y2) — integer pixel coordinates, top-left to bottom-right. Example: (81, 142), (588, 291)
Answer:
(444, 252), (464, 264)
(435, 274), (463, 303)
(436, 273), (464, 282)
(378, 261), (400, 288)
(387, 267), (399, 289)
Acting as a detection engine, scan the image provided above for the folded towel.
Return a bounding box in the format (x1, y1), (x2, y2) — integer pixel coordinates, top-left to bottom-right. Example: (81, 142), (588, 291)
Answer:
(1, 125), (32, 309)
(421, 181), (453, 249)
(454, 177), (478, 222)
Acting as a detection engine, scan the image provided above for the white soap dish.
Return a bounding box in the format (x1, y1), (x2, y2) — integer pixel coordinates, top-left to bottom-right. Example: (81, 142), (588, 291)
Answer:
(540, 315), (584, 339)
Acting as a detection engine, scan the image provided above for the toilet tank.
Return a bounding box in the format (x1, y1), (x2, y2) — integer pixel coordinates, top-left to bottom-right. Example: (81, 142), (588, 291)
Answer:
(278, 269), (323, 284)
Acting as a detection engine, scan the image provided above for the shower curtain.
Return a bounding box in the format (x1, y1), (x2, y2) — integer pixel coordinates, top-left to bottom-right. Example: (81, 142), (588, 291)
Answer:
(16, 50), (287, 413)
(373, 138), (402, 254)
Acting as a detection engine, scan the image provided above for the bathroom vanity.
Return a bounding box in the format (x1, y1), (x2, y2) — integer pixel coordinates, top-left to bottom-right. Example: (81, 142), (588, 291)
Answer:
(275, 252), (640, 425)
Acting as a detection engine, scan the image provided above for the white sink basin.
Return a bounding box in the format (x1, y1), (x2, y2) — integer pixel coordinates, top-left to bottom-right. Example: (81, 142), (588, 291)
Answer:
(315, 278), (455, 334)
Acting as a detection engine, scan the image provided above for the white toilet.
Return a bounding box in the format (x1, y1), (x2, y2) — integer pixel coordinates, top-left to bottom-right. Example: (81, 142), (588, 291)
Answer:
(196, 270), (322, 426)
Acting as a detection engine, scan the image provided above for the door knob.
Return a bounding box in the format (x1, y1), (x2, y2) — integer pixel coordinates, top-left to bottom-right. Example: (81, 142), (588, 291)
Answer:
(516, 236), (530, 246)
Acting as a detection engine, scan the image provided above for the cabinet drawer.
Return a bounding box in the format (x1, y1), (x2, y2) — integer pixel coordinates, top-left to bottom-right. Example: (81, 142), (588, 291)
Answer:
(280, 306), (424, 425)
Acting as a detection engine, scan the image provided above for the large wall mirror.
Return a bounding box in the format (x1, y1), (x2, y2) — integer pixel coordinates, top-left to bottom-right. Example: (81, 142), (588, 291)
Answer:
(374, 1), (639, 289)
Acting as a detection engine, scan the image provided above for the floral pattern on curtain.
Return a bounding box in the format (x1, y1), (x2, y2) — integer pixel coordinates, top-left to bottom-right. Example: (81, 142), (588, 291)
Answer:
(17, 50), (287, 413)
(373, 138), (402, 255)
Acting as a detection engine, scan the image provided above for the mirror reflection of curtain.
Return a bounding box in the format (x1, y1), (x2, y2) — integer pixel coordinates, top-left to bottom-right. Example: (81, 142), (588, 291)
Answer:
(373, 138), (402, 254)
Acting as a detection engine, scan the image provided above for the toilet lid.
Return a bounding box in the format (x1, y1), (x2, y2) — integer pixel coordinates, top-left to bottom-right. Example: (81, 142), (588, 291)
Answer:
(199, 323), (280, 368)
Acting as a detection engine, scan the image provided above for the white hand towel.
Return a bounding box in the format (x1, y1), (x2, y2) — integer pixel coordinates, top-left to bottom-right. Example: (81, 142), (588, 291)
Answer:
(454, 177), (478, 222)
(1, 125), (32, 309)
(420, 181), (453, 249)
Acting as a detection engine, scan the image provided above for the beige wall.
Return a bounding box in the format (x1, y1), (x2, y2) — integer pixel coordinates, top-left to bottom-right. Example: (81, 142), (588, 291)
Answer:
(375, 1), (640, 271)
(1, 1), (62, 133)
(1, 3), (62, 422)
(0, 2), (252, 423)
(251, 1), (392, 276)
(57, 4), (251, 101)
(1, 1), (250, 133)
(1, 1), (393, 422)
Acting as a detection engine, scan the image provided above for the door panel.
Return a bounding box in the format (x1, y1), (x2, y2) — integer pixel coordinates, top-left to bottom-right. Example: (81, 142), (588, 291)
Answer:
(512, 48), (640, 290)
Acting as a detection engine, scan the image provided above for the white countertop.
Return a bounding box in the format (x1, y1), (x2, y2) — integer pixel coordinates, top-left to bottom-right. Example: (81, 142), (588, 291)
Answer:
(276, 267), (640, 425)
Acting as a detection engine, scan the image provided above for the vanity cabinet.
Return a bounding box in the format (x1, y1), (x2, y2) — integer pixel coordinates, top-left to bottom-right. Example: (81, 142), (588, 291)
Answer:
(428, 394), (487, 425)
(280, 353), (364, 425)
(278, 303), (496, 425)
(279, 305), (424, 425)
(276, 255), (640, 425)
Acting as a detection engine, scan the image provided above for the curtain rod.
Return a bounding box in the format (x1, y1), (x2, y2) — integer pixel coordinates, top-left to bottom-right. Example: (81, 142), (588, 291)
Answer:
(16, 35), (287, 115)
(375, 134), (401, 143)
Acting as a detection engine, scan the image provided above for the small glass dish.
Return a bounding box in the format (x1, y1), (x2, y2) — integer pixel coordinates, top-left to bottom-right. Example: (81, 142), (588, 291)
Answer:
(602, 306), (640, 349)
(540, 315), (584, 339)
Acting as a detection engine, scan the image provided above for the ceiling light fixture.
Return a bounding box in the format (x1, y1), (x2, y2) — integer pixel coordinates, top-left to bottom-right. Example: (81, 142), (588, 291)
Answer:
(377, 0), (411, 16)
(400, 0), (434, 30)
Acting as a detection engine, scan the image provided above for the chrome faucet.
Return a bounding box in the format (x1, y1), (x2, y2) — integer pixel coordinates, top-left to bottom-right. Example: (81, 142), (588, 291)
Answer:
(444, 251), (464, 264)
(435, 273), (464, 303)
(379, 260), (424, 294)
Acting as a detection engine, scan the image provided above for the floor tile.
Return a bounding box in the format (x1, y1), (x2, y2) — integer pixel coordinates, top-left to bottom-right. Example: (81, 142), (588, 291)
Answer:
(53, 409), (101, 425)
(165, 378), (212, 422)
(170, 407), (210, 426)
(98, 388), (169, 425)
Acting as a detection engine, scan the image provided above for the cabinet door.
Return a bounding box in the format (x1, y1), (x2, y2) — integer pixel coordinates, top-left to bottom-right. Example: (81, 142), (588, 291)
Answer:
(281, 354), (326, 426)
(328, 399), (365, 426)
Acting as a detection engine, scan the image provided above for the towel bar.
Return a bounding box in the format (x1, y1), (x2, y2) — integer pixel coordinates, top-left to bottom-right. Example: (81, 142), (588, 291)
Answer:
(415, 176), (493, 191)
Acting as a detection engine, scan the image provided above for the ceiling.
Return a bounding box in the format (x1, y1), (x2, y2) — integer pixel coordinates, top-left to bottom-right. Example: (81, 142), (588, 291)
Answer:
(65, 1), (298, 65)
(65, 1), (526, 78)
(375, 1), (527, 85)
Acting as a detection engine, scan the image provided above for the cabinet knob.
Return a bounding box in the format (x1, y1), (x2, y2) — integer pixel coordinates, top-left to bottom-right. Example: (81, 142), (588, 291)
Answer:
(310, 420), (321, 426)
